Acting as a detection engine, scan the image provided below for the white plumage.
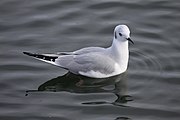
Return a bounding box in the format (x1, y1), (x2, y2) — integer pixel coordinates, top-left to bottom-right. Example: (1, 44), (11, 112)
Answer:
(24, 25), (133, 78)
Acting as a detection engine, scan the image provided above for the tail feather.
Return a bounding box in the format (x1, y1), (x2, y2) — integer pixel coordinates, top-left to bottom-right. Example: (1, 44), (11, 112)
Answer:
(23, 52), (58, 62)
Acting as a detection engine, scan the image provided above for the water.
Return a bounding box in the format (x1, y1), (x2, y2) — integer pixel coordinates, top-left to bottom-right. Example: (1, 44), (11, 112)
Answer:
(0, 0), (180, 120)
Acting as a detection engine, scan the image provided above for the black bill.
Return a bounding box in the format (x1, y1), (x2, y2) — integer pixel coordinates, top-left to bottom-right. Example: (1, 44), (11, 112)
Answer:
(127, 38), (134, 44)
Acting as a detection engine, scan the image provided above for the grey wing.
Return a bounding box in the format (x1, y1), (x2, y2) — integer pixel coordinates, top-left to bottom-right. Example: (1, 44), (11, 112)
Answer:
(56, 52), (74, 55)
(55, 52), (116, 74)
(73, 47), (106, 54)
(57, 47), (106, 55)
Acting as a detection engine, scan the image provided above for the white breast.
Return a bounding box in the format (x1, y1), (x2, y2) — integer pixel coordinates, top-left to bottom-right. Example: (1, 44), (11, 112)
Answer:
(78, 63), (125, 78)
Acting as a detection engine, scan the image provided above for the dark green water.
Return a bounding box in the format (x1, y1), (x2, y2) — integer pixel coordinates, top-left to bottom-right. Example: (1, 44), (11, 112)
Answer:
(0, 0), (180, 120)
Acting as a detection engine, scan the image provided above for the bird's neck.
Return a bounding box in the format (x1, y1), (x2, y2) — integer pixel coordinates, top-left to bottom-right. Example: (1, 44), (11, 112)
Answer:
(108, 38), (129, 72)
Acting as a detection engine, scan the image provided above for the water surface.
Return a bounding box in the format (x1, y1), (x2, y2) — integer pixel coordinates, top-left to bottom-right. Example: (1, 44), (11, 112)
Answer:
(0, 0), (180, 120)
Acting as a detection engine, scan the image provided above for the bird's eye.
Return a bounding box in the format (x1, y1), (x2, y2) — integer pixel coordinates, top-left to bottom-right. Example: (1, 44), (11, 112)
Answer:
(119, 33), (122, 36)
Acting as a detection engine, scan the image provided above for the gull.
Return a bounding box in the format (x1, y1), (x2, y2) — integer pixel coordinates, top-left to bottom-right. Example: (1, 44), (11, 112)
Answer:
(23, 25), (134, 78)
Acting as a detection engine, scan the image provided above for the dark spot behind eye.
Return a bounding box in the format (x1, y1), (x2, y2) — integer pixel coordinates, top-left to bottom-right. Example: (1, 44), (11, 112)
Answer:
(114, 31), (117, 39)
(119, 33), (122, 36)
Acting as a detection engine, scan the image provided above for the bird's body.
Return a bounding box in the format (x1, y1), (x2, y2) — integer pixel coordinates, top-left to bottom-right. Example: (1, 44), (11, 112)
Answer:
(24, 25), (133, 78)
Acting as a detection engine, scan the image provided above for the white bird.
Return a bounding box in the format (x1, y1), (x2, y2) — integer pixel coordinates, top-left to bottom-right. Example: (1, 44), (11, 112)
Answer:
(23, 25), (134, 78)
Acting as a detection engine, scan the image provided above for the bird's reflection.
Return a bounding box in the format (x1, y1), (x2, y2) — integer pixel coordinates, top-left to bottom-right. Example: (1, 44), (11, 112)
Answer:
(26, 72), (133, 104)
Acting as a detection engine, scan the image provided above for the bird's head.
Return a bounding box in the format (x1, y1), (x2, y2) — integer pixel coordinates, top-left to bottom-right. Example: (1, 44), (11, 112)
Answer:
(114, 25), (134, 44)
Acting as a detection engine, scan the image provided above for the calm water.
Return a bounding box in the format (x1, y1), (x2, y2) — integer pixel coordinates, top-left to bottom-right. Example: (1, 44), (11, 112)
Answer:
(0, 0), (180, 120)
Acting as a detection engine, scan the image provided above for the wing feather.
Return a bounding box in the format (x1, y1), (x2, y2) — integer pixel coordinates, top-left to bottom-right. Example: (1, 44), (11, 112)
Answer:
(55, 52), (115, 75)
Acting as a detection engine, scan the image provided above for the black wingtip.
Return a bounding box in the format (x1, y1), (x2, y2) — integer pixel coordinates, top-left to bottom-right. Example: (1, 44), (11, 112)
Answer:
(23, 52), (32, 56)
(23, 52), (58, 62)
